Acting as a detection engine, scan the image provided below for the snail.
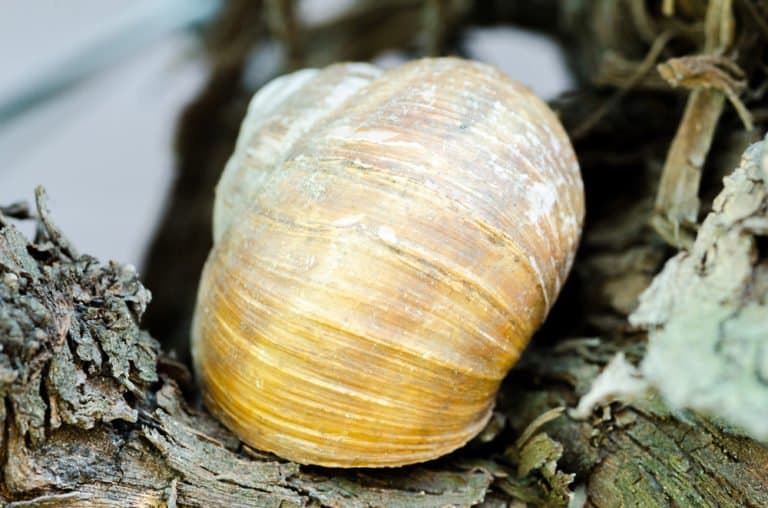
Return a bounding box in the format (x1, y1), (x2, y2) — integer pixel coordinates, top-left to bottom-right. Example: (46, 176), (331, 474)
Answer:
(192, 57), (584, 467)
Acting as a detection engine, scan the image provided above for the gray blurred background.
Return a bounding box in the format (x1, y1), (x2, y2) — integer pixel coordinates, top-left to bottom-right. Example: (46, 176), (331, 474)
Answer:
(0, 0), (571, 268)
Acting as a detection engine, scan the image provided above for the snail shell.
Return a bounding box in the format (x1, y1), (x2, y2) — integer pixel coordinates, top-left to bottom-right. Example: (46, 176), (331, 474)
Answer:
(192, 57), (584, 467)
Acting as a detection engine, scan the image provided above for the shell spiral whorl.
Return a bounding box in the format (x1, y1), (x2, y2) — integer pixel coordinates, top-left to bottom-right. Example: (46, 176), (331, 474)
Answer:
(192, 57), (584, 467)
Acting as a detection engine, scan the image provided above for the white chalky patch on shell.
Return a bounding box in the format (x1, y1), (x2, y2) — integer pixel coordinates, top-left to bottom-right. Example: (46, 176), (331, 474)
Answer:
(353, 129), (411, 144)
(323, 67), (382, 109)
(334, 127), (427, 152)
(325, 124), (355, 141)
(491, 161), (511, 180)
(377, 225), (398, 244)
(333, 214), (366, 227)
(352, 158), (373, 169)
(525, 181), (557, 222)
(418, 84), (437, 105)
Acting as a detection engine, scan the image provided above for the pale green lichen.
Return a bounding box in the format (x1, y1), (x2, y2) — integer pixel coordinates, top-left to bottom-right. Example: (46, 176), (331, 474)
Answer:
(630, 135), (768, 441)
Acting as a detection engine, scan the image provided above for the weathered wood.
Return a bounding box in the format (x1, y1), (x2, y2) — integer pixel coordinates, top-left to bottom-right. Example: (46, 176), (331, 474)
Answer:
(504, 342), (768, 508)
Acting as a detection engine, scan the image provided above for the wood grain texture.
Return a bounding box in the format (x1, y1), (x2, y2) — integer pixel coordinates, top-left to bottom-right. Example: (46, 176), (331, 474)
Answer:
(192, 57), (584, 467)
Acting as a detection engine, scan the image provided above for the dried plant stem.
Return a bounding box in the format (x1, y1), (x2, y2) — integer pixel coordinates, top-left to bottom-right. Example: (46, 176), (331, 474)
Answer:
(423, 0), (450, 56)
(652, 0), (736, 246)
(265, 0), (302, 69)
(652, 88), (725, 246)
(571, 31), (672, 140)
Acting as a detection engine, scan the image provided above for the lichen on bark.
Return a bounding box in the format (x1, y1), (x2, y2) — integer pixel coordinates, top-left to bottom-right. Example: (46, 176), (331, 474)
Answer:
(0, 189), (158, 450)
(631, 135), (768, 441)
